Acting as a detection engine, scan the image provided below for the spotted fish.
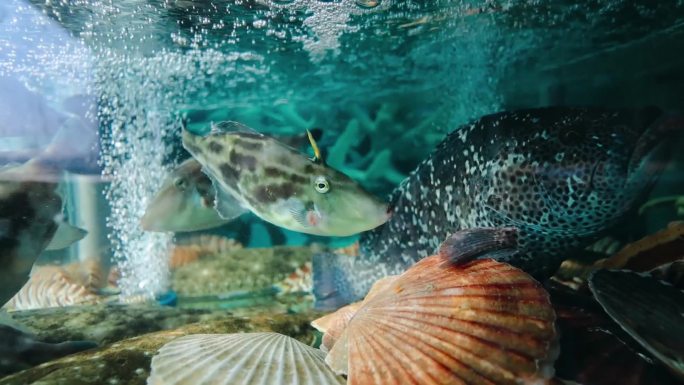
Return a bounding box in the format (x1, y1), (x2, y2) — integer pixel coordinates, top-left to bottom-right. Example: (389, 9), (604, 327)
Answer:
(181, 121), (390, 237)
(141, 129), (325, 233)
(313, 106), (683, 309)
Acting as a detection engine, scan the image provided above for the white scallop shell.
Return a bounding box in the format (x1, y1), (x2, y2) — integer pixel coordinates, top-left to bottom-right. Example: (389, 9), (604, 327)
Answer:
(147, 332), (345, 385)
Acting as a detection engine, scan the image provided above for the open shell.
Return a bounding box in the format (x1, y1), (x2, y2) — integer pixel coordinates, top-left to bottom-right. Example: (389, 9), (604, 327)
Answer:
(147, 332), (345, 385)
(3, 265), (102, 311)
(325, 256), (557, 385)
(312, 275), (398, 352)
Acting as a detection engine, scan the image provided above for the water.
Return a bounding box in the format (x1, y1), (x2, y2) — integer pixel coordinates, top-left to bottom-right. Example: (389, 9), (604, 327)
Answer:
(0, 0), (683, 383)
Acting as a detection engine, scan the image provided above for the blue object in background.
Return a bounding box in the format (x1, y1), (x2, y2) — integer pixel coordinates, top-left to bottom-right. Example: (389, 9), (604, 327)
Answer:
(156, 290), (178, 307)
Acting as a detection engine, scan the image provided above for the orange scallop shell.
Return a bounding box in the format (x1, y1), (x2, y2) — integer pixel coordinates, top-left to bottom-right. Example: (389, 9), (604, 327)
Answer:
(324, 256), (557, 385)
(312, 275), (398, 352)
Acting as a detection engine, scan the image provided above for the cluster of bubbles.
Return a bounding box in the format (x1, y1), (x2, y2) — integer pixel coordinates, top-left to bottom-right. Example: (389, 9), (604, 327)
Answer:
(5, 0), (680, 298)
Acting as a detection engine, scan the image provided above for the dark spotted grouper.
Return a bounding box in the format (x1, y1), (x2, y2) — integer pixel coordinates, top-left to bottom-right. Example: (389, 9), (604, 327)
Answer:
(181, 121), (390, 237)
(313, 106), (683, 309)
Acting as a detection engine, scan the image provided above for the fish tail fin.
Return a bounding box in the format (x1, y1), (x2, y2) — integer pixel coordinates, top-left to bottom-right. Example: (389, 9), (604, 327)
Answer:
(312, 251), (359, 311)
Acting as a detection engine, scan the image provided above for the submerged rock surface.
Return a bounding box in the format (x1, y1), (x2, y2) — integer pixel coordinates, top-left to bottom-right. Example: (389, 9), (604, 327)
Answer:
(0, 310), (323, 385)
(7, 304), (233, 345)
(171, 246), (314, 296)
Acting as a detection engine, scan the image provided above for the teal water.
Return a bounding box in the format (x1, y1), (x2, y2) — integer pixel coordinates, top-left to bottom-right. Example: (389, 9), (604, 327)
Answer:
(0, 0), (682, 296)
(1, 0), (684, 383)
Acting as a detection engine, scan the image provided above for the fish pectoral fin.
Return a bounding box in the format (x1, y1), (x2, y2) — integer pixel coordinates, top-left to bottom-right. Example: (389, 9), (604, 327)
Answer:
(284, 199), (311, 228)
(211, 121), (262, 136)
(44, 222), (88, 251)
(212, 181), (248, 221)
(438, 227), (518, 265)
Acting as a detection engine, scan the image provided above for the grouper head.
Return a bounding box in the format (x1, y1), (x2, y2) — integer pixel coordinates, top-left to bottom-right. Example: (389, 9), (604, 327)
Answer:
(182, 121), (390, 237)
(140, 158), (228, 232)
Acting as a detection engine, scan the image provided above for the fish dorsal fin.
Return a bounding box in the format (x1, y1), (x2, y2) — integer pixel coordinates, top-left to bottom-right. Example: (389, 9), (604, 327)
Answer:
(211, 121), (262, 135)
(306, 128), (325, 164)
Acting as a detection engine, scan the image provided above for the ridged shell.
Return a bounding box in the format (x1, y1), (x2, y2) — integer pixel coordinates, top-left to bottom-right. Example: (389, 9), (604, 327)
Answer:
(147, 333), (345, 385)
(313, 302), (362, 353)
(312, 275), (398, 352)
(61, 258), (105, 290)
(3, 266), (102, 311)
(326, 256), (557, 385)
(169, 245), (204, 269)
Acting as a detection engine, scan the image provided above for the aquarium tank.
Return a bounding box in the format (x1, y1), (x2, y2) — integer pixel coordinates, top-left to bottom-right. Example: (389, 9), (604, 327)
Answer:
(0, 0), (683, 384)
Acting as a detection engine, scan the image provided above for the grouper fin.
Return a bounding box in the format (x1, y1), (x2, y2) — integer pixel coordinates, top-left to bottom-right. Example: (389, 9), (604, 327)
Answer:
(211, 121), (262, 136)
(207, 174), (248, 220)
(438, 227), (519, 265)
(312, 252), (359, 311)
(589, 269), (684, 378)
(44, 222), (87, 251)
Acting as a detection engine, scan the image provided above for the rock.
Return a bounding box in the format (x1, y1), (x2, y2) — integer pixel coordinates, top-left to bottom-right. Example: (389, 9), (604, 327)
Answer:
(0, 311), (324, 385)
(6, 304), (233, 345)
(171, 246), (313, 296)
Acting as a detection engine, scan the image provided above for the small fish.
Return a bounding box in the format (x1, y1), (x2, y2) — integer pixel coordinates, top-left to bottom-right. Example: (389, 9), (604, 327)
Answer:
(141, 158), (228, 232)
(181, 121), (390, 236)
(313, 106), (684, 307)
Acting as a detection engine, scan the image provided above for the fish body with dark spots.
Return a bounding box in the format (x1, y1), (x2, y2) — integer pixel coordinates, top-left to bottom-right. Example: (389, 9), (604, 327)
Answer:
(314, 106), (684, 308)
(181, 121), (390, 237)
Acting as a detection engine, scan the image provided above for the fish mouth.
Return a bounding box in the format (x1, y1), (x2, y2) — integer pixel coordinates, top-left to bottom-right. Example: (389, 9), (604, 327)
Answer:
(140, 210), (162, 231)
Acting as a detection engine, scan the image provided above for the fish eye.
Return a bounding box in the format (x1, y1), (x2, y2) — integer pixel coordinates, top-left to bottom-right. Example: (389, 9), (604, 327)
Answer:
(174, 177), (187, 191)
(314, 176), (330, 193)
